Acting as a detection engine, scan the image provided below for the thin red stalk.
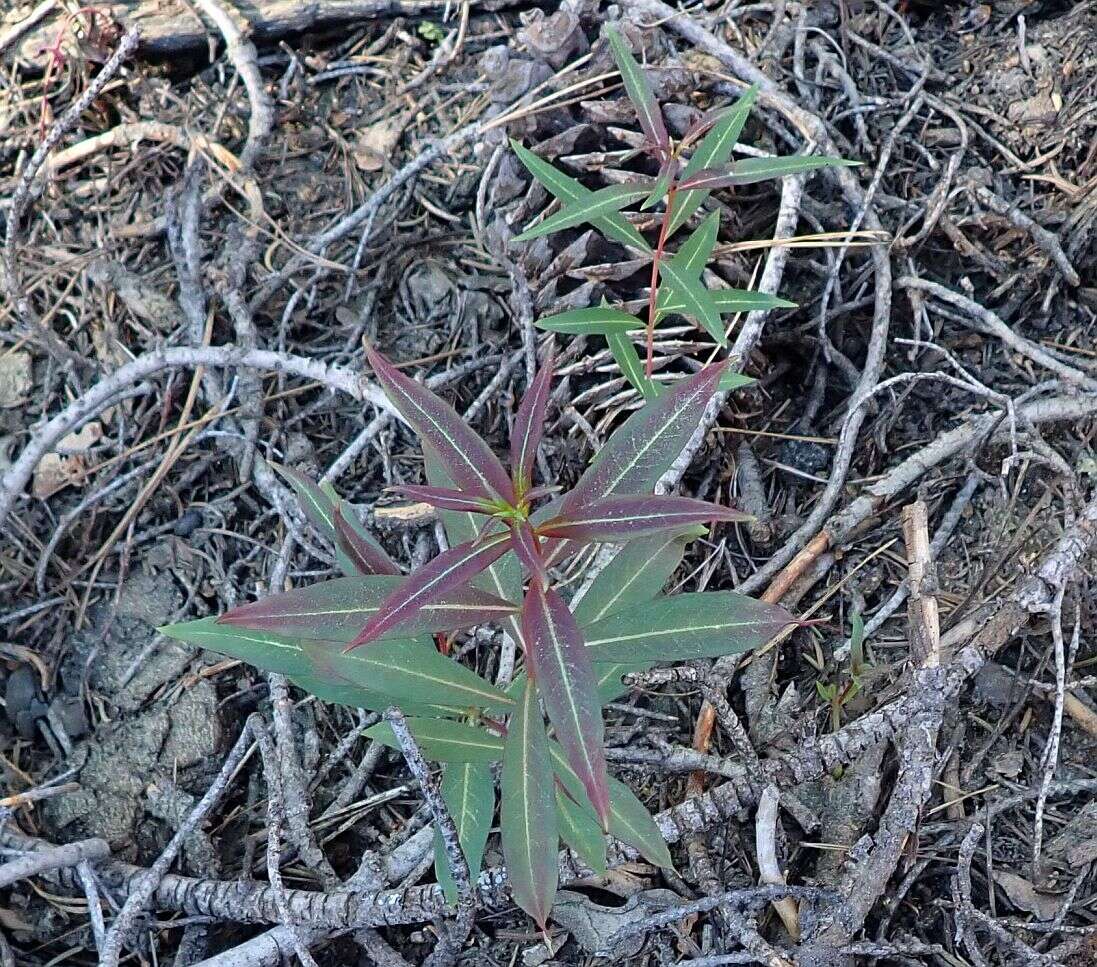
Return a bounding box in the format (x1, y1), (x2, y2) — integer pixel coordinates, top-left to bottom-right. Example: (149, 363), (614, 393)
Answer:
(644, 185), (676, 378)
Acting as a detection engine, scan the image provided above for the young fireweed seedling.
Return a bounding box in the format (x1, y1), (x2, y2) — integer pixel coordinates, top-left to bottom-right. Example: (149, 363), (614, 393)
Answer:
(161, 346), (796, 928)
(512, 25), (858, 400)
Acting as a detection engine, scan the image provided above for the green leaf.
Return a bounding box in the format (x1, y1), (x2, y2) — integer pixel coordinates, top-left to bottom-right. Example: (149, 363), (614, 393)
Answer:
(161, 617), (314, 678)
(605, 26), (669, 156)
(660, 289), (797, 319)
(435, 762), (495, 903)
(718, 372), (757, 392)
(501, 677), (558, 928)
(680, 155), (859, 190)
(312, 637), (515, 713)
(584, 591), (793, 664)
(641, 159), (675, 210)
(537, 305), (645, 336)
(594, 661), (652, 703)
(549, 744), (672, 868)
(556, 785), (608, 874)
(606, 330), (659, 400)
(655, 210), (719, 324)
(366, 718), (504, 763)
(217, 575), (517, 643)
(605, 774), (673, 868)
(515, 184), (653, 242)
(658, 255), (724, 345)
(668, 86), (758, 236)
(573, 530), (695, 626)
(288, 673), (455, 717)
(511, 140), (652, 253)
(159, 618), (497, 714)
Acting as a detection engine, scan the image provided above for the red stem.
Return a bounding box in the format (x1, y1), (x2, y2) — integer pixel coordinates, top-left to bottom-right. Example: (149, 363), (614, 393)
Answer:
(644, 185), (676, 379)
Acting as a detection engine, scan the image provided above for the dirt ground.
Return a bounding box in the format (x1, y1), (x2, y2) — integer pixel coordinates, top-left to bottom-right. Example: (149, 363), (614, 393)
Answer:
(2, 0), (1097, 964)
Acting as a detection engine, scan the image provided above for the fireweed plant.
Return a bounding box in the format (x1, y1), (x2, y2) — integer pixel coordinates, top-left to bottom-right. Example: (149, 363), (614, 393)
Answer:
(516, 26), (856, 399)
(161, 345), (796, 926)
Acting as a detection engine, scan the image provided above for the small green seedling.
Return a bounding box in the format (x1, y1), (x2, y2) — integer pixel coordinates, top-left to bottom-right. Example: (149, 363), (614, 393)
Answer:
(511, 25), (857, 399)
(162, 346), (795, 927)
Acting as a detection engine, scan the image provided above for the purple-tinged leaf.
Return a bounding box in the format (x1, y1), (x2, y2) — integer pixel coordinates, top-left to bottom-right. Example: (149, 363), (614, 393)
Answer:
(217, 575), (517, 644)
(392, 484), (497, 516)
(501, 677), (558, 929)
(668, 86), (758, 236)
(522, 583), (610, 827)
(366, 346), (516, 504)
(563, 360), (728, 512)
(334, 505), (401, 576)
(511, 349), (554, 495)
(348, 532), (513, 649)
(540, 495), (749, 542)
(510, 520), (547, 586)
(679, 155), (859, 191)
(605, 25), (669, 159)
(515, 183), (653, 242)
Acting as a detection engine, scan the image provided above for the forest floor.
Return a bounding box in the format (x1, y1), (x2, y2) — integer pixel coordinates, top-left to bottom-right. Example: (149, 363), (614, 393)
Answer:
(2, 0), (1097, 964)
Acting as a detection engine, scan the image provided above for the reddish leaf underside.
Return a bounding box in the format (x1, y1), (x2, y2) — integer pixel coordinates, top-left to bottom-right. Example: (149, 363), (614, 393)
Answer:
(348, 532), (513, 648)
(539, 494), (749, 541)
(510, 349), (554, 495)
(563, 360), (729, 511)
(522, 582), (610, 827)
(366, 345), (516, 504)
(333, 505), (401, 576)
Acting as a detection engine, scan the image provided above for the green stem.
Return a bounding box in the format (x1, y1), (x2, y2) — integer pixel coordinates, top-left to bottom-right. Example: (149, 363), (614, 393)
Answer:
(644, 185), (677, 379)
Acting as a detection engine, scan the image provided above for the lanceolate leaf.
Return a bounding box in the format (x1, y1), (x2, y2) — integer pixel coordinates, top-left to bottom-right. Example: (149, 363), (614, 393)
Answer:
(392, 484), (497, 515)
(584, 591), (794, 663)
(273, 464), (399, 577)
(606, 330), (659, 400)
(511, 349), (554, 495)
(679, 155), (858, 190)
(540, 495), (749, 541)
(289, 672), (450, 716)
(348, 532), (513, 648)
(537, 305), (644, 336)
(435, 763), (495, 903)
(159, 618), (513, 712)
(502, 677), (558, 928)
(510, 141), (651, 253)
(366, 346), (516, 504)
(366, 718), (504, 763)
(605, 25), (669, 158)
(515, 184), (652, 242)
(510, 520), (548, 585)
(333, 505), (402, 577)
(658, 255), (724, 344)
(718, 372), (757, 392)
(563, 360), (728, 511)
(655, 211), (719, 322)
(668, 85), (758, 236)
(309, 637), (515, 712)
(605, 774), (673, 868)
(641, 158), (676, 210)
(522, 583), (609, 826)
(555, 785), (608, 874)
(660, 288), (796, 318)
(549, 744), (672, 868)
(217, 575), (516, 643)
(572, 530), (696, 626)
(594, 660), (652, 703)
